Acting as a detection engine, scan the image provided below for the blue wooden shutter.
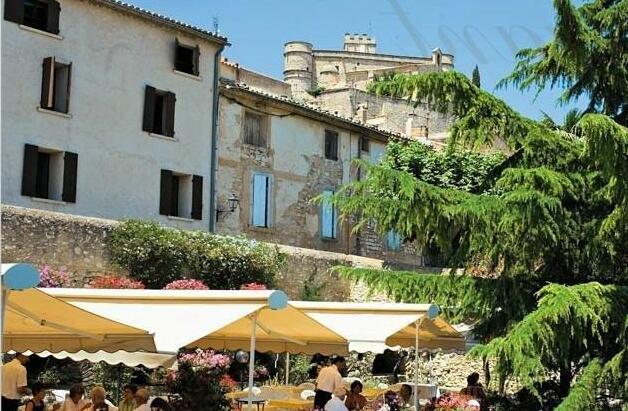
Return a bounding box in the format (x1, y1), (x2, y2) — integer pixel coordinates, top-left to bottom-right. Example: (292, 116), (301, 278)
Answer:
(252, 173), (269, 227)
(321, 189), (336, 238)
(386, 230), (402, 251)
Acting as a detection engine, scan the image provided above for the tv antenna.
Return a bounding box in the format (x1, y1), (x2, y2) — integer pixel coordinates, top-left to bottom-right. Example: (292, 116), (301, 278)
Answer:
(213, 16), (219, 34)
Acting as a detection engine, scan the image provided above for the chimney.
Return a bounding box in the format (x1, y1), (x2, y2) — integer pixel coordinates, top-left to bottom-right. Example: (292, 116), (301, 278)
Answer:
(355, 103), (368, 123)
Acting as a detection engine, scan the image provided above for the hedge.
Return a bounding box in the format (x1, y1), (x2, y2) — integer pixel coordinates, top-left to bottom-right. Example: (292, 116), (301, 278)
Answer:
(108, 220), (285, 289)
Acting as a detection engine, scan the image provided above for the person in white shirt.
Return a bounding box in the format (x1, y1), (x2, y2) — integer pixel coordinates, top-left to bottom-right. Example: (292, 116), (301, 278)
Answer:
(314, 356), (346, 409)
(132, 389), (150, 411)
(324, 389), (348, 411)
(62, 384), (91, 411)
(88, 386), (118, 411)
(2, 353), (29, 411)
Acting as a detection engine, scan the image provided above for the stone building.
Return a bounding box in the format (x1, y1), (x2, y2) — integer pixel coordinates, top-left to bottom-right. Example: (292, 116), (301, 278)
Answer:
(283, 34), (455, 145)
(216, 61), (425, 267)
(1, 0), (227, 231)
(283, 34), (453, 97)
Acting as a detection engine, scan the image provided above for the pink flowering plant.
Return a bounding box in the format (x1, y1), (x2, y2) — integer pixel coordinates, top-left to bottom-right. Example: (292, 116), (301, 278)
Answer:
(166, 349), (232, 411)
(163, 279), (209, 290)
(38, 265), (71, 288)
(374, 391), (403, 411)
(426, 393), (479, 411)
(240, 282), (267, 290)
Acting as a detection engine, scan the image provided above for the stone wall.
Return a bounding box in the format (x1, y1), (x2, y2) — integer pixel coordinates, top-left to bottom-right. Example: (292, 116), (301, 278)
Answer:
(1, 205), (123, 285)
(0, 205), (387, 299)
(315, 89), (454, 142)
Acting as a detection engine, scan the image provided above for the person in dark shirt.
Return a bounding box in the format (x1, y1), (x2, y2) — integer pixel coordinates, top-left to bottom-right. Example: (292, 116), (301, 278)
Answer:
(460, 372), (486, 401)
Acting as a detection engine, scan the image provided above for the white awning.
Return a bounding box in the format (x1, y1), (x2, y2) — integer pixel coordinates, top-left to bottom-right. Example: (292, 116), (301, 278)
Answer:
(290, 301), (465, 353)
(43, 289), (348, 355)
(21, 350), (176, 369)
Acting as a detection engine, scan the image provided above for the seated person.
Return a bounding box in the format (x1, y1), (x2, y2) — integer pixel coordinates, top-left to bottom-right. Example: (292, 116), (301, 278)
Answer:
(88, 386), (118, 411)
(460, 373), (486, 401)
(132, 389), (150, 411)
(324, 389), (348, 411)
(26, 383), (60, 411)
(118, 384), (137, 411)
(344, 381), (367, 411)
(148, 398), (170, 411)
(399, 384), (414, 406)
(62, 384), (91, 411)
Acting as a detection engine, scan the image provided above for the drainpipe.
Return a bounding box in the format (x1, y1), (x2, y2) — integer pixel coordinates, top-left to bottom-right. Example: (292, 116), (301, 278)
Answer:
(209, 43), (226, 233)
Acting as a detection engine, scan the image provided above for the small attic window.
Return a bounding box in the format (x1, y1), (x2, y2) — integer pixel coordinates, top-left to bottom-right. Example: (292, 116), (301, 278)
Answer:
(174, 39), (200, 76)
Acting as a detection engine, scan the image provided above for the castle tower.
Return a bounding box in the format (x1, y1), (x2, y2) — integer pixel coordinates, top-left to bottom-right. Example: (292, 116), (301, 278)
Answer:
(343, 33), (376, 53)
(283, 41), (314, 98)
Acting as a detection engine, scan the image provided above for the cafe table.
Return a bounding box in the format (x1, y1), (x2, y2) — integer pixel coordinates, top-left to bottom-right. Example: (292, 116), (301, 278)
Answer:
(268, 398), (314, 410)
(236, 396), (267, 411)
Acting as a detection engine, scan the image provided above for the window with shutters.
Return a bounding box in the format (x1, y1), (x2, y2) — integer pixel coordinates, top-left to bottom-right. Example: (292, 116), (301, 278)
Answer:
(4, 0), (60, 34)
(324, 130), (339, 161)
(386, 230), (403, 251)
(143, 86), (176, 137)
(251, 172), (272, 228)
(40, 57), (71, 114)
(321, 189), (337, 239)
(21, 144), (78, 203)
(159, 170), (202, 220)
(174, 39), (200, 76)
(360, 136), (370, 153)
(243, 111), (268, 147)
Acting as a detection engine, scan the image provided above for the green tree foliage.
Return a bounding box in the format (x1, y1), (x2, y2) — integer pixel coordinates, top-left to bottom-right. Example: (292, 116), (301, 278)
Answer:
(471, 65), (481, 88)
(500, 0), (628, 126)
(109, 220), (284, 289)
(382, 140), (504, 193)
(337, 1), (627, 404)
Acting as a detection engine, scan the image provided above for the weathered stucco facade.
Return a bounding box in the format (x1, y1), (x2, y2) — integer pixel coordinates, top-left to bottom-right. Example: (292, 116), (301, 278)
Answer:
(1, 0), (226, 230)
(215, 65), (427, 267)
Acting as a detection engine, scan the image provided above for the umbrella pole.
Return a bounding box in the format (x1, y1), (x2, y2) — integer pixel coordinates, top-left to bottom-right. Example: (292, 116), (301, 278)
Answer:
(285, 352), (290, 385)
(414, 320), (419, 411)
(248, 311), (258, 409)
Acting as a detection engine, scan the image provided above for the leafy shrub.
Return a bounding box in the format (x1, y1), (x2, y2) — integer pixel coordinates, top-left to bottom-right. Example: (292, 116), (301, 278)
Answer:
(164, 279), (208, 290)
(38, 265), (71, 288)
(89, 275), (145, 289)
(109, 220), (284, 289)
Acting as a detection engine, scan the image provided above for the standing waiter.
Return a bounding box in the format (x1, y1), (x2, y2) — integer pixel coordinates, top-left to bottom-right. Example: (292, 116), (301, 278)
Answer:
(314, 356), (346, 409)
(2, 353), (29, 411)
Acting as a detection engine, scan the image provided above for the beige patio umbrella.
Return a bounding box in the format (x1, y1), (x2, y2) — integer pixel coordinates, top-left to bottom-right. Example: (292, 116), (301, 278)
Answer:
(2, 288), (156, 353)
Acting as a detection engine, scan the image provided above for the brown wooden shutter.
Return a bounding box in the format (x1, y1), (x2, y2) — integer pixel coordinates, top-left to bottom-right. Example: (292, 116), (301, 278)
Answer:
(21, 144), (39, 197)
(4, 0), (24, 24)
(159, 169), (173, 215)
(64, 62), (72, 113)
(193, 44), (200, 76)
(142, 85), (156, 133)
(174, 38), (181, 70)
(164, 92), (176, 137)
(191, 175), (203, 220)
(62, 151), (78, 203)
(41, 57), (55, 109)
(47, 0), (60, 34)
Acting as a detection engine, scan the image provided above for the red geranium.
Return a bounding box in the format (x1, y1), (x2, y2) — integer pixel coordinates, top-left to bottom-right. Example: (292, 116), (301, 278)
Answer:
(88, 275), (145, 289)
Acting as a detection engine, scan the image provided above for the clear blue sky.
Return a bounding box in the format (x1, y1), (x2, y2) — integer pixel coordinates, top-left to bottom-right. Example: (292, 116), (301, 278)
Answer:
(132, 0), (586, 122)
